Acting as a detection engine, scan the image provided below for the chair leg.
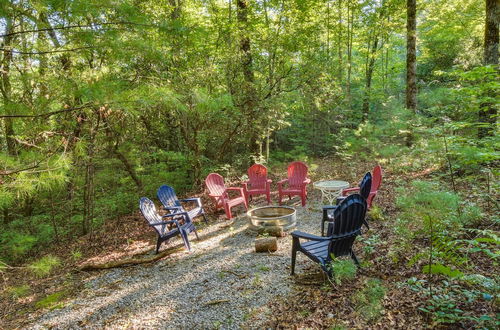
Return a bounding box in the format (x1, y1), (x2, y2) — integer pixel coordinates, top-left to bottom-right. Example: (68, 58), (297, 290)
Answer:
(301, 194), (306, 207)
(278, 193), (282, 206)
(194, 228), (200, 240)
(351, 250), (360, 266)
(321, 219), (325, 237)
(363, 219), (370, 230)
(266, 192), (271, 204)
(224, 204), (232, 219)
(202, 213), (208, 224)
(155, 237), (162, 254)
(291, 237), (299, 275)
(181, 229), (191, 251)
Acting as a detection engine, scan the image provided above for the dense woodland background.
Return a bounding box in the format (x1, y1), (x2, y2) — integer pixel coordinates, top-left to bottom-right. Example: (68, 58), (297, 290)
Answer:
(0, 0), (498, 327)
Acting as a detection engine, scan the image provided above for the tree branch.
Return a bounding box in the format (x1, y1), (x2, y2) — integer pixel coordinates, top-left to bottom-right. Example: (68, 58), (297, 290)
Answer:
(0, 21), (156, 38)
(0, 104), (92, 118)
(0, 46), (93, 55)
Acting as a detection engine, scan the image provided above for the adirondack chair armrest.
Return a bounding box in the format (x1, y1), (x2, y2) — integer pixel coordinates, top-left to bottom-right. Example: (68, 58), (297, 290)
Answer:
(267, 179), (272, 183)
(148, 219), (180, 228)
(180, 198), (202, 206)
(162, 205), (182, 211)
(303, 178), (311, 184)
(277, 179), (288, 188)
(242, 182), (249, 190)
(342, 187), (359, 196)
(322, 205), (337, 219)
(162, 212), (188, 220)
(291, 230), (331, 241)
(226, 187), (245, 197)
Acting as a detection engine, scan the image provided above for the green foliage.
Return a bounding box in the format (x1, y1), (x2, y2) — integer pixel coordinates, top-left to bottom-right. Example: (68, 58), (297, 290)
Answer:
(0, 232), (37, 261)
(422, 264), (464, 279)
(353, 279), (386, 322)
(35, 291), (66, 310)
(328, 258), (357, 286)
(28, 256), (60, 278)
(7, 285), (31, 299)
(367, 206), (384, 222)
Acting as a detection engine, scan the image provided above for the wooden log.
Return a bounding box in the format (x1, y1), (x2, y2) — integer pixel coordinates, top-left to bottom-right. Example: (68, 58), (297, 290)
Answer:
(255, 237), (278, 253)
(257, 226), (284, 237)
(79, 246), (184, 271)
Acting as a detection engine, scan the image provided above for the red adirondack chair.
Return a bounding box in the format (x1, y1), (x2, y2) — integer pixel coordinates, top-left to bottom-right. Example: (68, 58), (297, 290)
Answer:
(205, 173), (248, 219)
(341, 165), (382, 209)
(243, 164), (272, 204)
(278, 161), (311, 207)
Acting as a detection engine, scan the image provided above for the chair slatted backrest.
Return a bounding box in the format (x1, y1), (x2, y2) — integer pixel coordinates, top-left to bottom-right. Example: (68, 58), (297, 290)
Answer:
(287, 161), (308, 187)
(359, 172), (372, 200)
(372, 165), (383, 192)
(326, 194), (367, 260)
(139, 197), (167, 236)
(248, 164), (268, 189)
(157, 185), (182, 208)
(205, 173), (227, 199)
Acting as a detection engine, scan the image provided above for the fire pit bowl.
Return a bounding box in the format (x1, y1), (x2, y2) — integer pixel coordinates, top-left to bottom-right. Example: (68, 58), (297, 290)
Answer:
(247, 206), (297, 231)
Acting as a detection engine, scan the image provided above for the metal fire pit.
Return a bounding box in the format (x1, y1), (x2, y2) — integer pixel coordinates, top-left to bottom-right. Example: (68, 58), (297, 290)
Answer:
(247, 206), (297, 231)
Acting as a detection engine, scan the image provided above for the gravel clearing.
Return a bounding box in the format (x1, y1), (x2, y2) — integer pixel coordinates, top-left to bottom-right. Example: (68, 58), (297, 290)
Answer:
(25, 199), (325, 329)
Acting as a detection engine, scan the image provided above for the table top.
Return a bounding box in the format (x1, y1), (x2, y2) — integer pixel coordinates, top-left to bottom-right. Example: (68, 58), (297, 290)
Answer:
(313, 180), (350, 190)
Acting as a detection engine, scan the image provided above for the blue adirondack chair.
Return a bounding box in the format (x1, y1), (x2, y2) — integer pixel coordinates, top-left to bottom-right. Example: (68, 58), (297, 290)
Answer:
(157, 185), (208, 224)
(291, 194), (367, 276)
(139, 197), (199, 253)
(321, 172), (372, 236)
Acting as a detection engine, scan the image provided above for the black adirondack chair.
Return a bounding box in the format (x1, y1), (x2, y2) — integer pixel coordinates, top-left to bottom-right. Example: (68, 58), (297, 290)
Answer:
(291, 194), (367, 276)
(321, 172), (372, 236)
(139, 197), (199, 253)
(157, 185), (208, 224)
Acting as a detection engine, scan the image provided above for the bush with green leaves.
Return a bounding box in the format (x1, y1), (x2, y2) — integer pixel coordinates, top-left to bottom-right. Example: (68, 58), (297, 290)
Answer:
(28, 256), (60, 278)
(7, 284), (31, 299)
(327, 257), (357, 286)
(353, 279), (386, 322)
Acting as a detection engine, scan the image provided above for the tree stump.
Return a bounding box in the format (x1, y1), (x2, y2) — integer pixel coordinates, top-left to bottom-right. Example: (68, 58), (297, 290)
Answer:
(257, 226), (284, 237)
(255, 237), (278, 253)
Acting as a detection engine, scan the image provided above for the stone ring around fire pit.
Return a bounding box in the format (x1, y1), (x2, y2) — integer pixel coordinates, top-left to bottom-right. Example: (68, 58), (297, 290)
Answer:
(247, 206), (297, 232)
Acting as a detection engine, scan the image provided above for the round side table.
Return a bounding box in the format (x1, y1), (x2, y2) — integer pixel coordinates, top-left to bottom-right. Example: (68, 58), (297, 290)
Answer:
(313, 180), (350, 205)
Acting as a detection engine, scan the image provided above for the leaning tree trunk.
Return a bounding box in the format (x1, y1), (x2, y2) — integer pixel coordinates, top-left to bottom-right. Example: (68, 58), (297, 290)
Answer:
(406, 0), (417, 112)
(478, 0), (499, 138)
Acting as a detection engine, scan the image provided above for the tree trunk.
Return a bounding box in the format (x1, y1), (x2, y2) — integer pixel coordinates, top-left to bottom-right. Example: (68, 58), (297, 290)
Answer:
(479, 0), (499, 138)
(362, 35), (379, 119)
(338, 0), (343, 83)
(1, 17), (17, 156)
(113, 147), (144, 191)
(346, 0), (354, 100)
(406, 0), (417, 112)
(237, 0), (258, 152)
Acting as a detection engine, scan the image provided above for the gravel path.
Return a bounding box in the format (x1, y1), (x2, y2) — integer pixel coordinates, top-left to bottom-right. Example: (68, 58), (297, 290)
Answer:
(26, 198), (325, 329)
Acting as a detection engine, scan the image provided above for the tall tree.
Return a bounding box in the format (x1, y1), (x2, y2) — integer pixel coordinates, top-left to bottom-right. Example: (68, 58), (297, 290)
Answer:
(478, 0), (499, 138)
(1, 16), (17, 156)
(406, 0), (417, 111)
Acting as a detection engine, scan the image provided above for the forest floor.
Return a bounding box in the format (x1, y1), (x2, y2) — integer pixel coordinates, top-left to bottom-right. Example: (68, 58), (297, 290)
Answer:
(1, 157), (488, 329)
